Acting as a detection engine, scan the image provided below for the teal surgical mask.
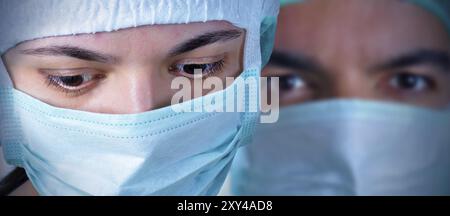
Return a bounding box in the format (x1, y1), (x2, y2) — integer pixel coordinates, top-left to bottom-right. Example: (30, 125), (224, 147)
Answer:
(232, 100), (450, 195)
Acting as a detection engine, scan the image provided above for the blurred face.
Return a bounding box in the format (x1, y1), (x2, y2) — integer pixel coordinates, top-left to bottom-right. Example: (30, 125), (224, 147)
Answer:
(2, 21), (245, 114)
(264, 0), (450, 108)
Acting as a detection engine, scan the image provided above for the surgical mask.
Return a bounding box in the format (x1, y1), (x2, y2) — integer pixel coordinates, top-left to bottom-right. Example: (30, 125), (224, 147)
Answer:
(231, 100), (450, 195)
(0, 0), (279, 195)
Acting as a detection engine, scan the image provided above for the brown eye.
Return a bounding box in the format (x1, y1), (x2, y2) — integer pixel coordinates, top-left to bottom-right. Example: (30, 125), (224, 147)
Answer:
(48, 74), (95, 89)
(265, 73), (313, 107)
(278, 74), (305, 91)
(58, 75), (86, 87)
(389, 73), (434, 92)
(169, 59), (225, 78)
(43, 70), (106, 97)
(182, 64), (209, 75)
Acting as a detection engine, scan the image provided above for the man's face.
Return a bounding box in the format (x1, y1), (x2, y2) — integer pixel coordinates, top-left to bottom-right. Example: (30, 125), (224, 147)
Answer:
(264, 0), (450, 108)
(2, 21), (245, 114)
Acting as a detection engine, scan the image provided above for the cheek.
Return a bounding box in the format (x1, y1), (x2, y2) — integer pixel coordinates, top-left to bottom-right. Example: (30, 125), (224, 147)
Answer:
(8, 68), (50, 101)
(436, 82), (450, 106)
(228, 41), (245, 78)
(209, 53), (244, 90)
(279, 90), (312, 107)
(416, 94), (450, 109)
(228, 55), (243, 78)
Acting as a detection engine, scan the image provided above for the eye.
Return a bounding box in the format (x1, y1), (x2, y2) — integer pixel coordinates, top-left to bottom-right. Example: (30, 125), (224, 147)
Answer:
(265, 73), (313, 107)
(278, 74), (305, 91)
(169, 58), (225, 78)
(43, 70), (106, 96)
(50, 74), (92, 88)
(389, 72), (434, 92)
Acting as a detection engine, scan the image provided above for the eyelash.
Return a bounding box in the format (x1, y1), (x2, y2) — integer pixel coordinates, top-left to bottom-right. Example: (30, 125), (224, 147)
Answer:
(46, 77), (81, 96)
(45, 73), (102, 97)
(169, 59), (226, 78)
(387, 72), (436, 92)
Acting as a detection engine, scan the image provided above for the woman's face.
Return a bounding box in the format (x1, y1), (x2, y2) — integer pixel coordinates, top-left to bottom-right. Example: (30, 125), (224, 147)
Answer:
(264, 0), (450, 108)
(2, 21), (245, 114)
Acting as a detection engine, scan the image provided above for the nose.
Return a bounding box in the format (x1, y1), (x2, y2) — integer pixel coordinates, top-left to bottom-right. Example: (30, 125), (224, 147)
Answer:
(99, 68), (172, 114)
(322, 71), (376, 100)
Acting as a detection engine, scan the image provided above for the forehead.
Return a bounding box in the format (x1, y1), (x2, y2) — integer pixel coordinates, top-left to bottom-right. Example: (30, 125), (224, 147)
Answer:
(9, 21), (238, 53)
(275, 0), (449, 62)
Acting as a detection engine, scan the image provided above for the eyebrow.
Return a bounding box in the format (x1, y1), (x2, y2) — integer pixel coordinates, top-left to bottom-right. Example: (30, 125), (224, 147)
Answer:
(168, 29), (243, 56)
(268, 50), (324, 73)
(373, 49), (450, 72)
(21, 46), (119, 64)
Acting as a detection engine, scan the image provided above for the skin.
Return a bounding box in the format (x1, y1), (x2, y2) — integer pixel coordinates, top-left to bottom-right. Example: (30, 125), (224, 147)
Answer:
(2, 21), (246, 195)
(264, 0), (450, 108)
(3, 21), (245, 113)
